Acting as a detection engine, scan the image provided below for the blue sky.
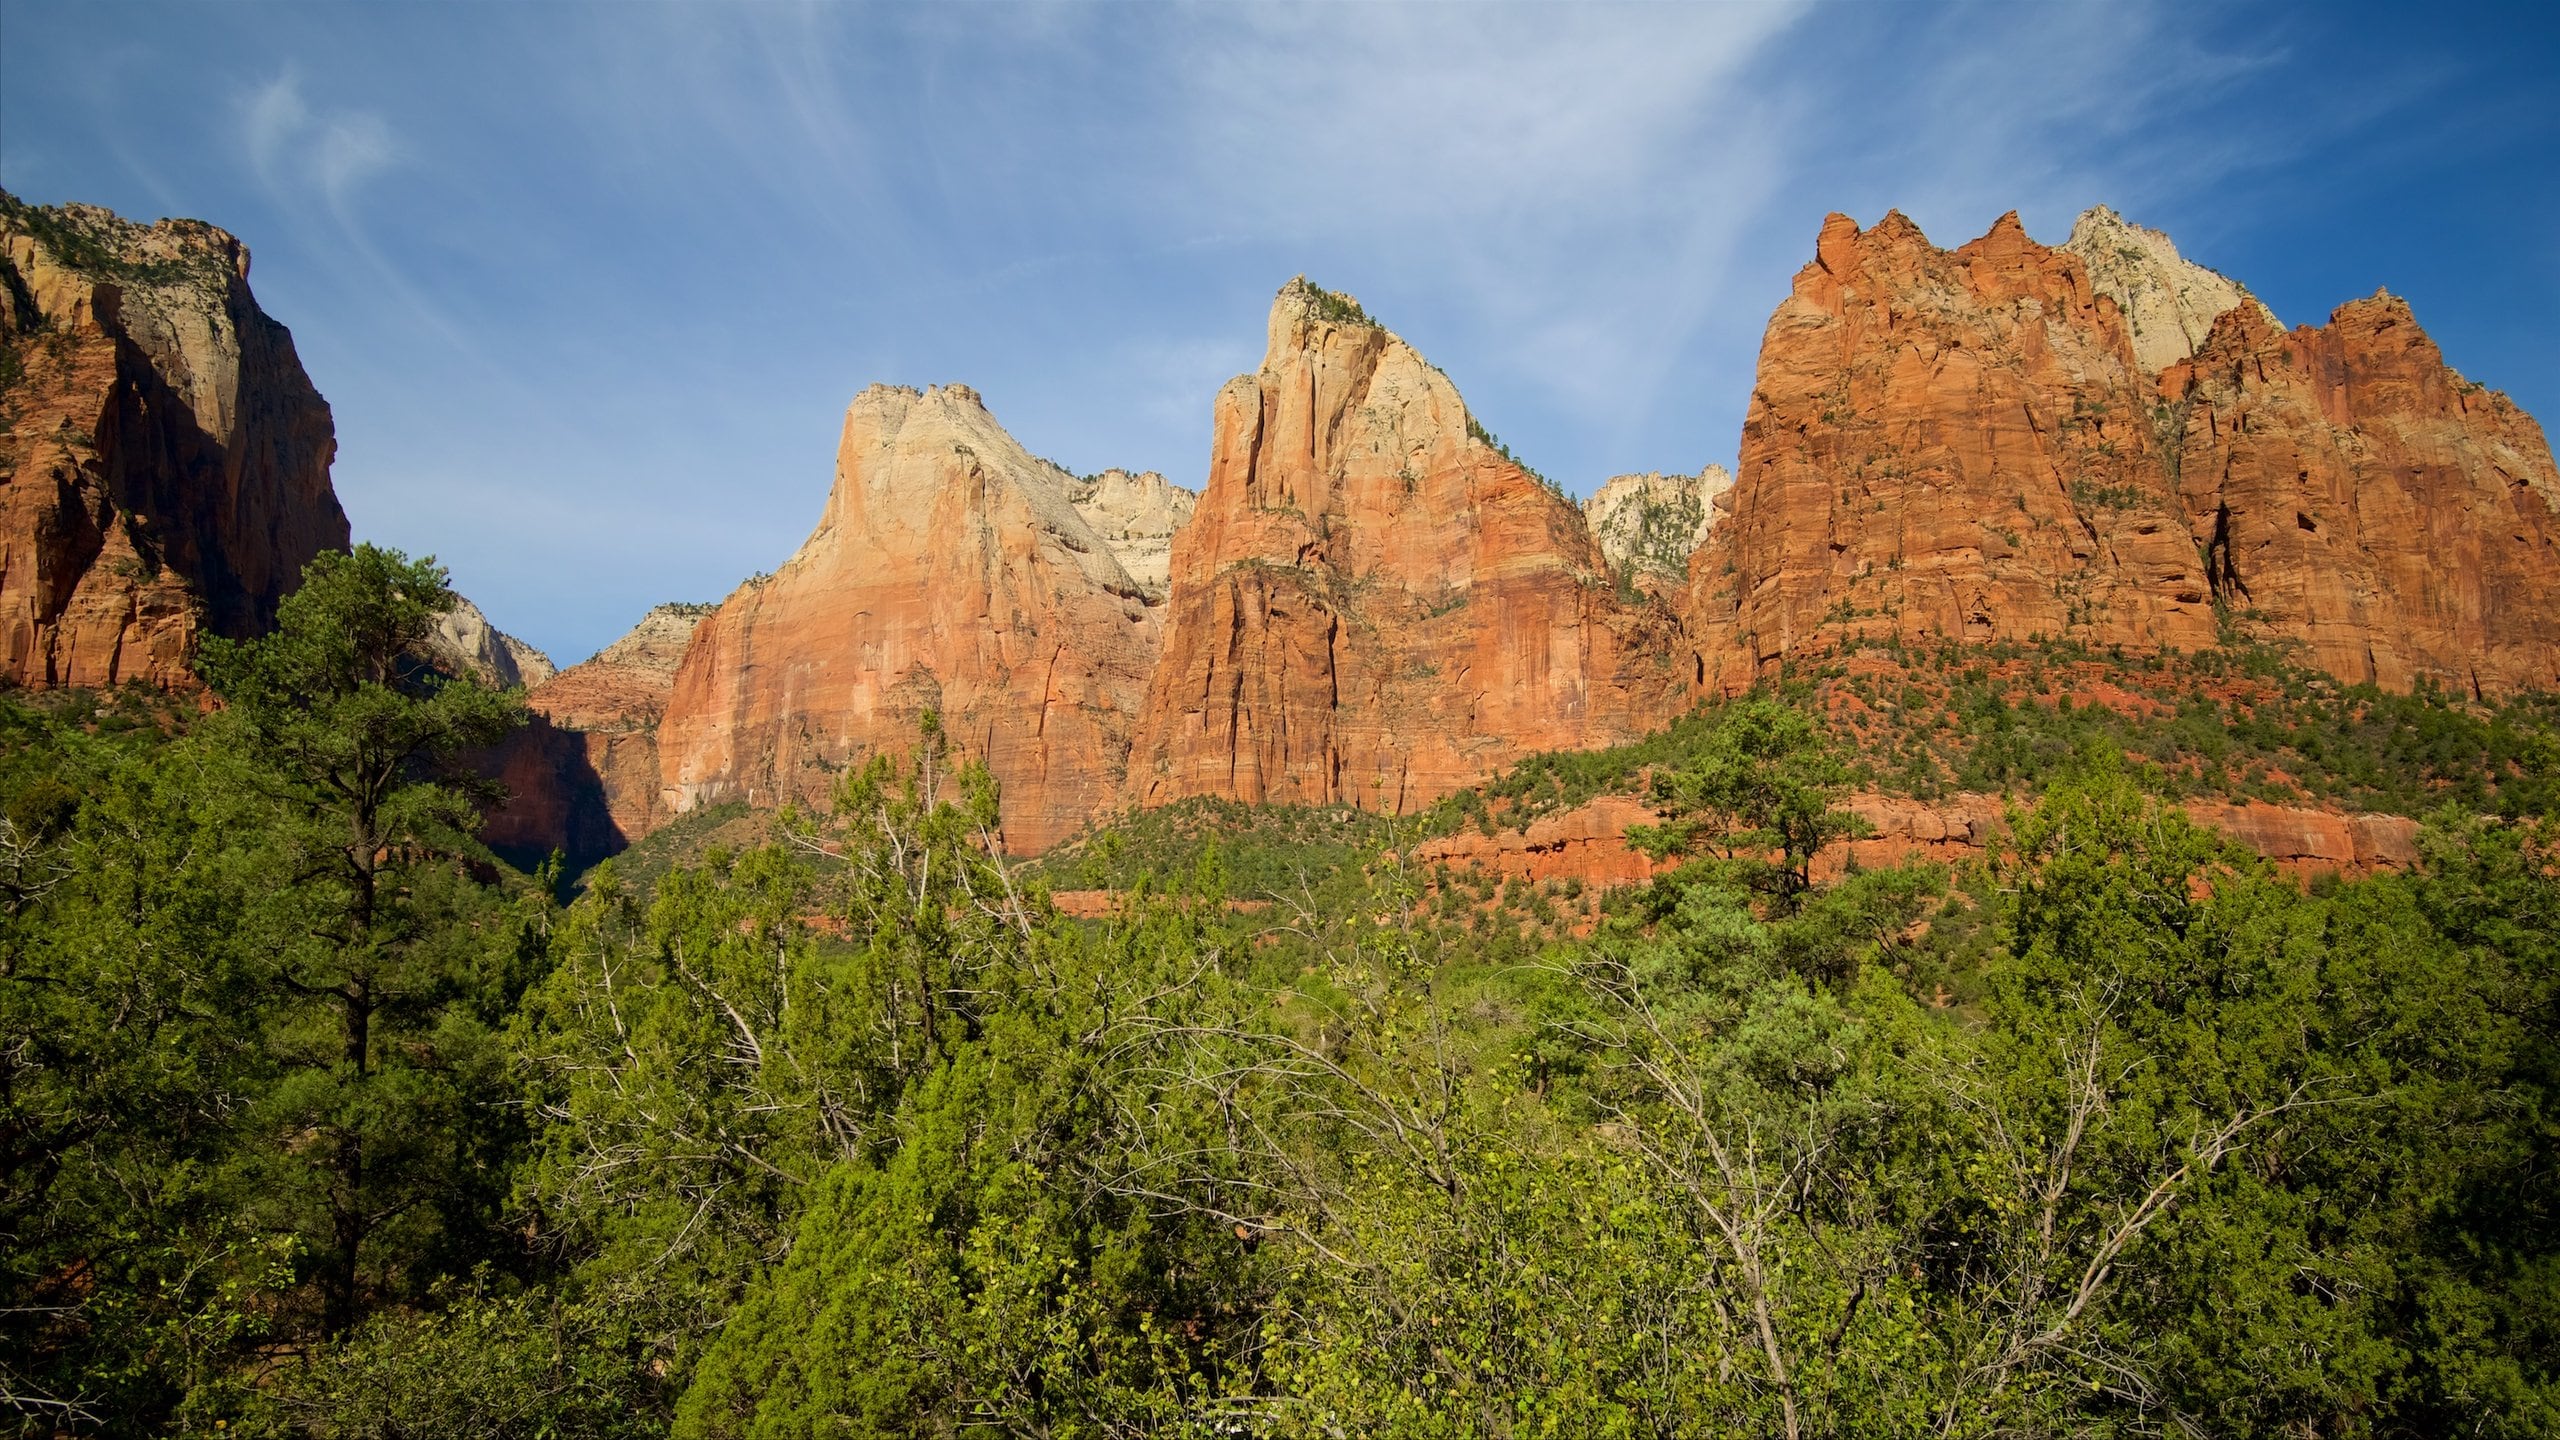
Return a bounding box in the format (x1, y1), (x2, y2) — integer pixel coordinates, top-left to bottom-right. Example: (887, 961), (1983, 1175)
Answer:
(5, 2), (2555, 666)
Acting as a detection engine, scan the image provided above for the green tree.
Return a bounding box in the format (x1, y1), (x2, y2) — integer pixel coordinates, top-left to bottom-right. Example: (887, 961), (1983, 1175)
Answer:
(1630, 698), (1868, 904)
(0, 696), (287, 1424)
(196, 544), (533, 1334)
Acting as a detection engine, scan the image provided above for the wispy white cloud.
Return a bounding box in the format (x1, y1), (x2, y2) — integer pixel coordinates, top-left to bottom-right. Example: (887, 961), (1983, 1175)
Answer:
(242, 70), (395, 215)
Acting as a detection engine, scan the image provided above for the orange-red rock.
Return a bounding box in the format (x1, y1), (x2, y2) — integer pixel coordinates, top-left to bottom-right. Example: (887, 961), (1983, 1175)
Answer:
(0, 195), (346, 687)
(1124, 280), (1687, 816)
(1686, 210), (2218, 691)
(1414, 795), (1668, 890)
(655, 384), (1165, 854)
(1687, 208), (2560, 700)
(2160, 296), (2560, 695)
(2179, 800), (2419, 876)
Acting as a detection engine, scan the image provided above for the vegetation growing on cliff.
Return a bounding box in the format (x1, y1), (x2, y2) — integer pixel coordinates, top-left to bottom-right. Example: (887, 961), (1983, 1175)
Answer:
(2, 564), (2554, 1437)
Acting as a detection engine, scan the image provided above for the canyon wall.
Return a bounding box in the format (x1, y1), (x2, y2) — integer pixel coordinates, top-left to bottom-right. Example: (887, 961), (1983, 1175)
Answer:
(1686, 209), (2560, 698)
(2160, 294), (2560, 695)
(0, 194), (347, 687)
(653, 384), (1166, 854)
(1121, 280), (1688, 815)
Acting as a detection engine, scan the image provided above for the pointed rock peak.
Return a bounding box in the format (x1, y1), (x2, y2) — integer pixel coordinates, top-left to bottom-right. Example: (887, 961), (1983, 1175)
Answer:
(1274, 275), (1380, 329)
(1955, 210), (2039, 265)
(1815, 212), (1864, 273)
(2061, 203), (2277, 372)
(2333, 288), (2420, 333)
(2068, 203), (2162, 247)
(1869, 209), (1930, 245)
(812, 378), (1137, 604)
(426, 595), (556, 690)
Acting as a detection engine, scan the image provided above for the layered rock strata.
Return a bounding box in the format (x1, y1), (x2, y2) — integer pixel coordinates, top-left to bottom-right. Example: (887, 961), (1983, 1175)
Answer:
(655, 385), (1166, 854)
(1687, 208), (2560, 698)
(1123, 279), (1687, 815)
(0, 193), (347, 686)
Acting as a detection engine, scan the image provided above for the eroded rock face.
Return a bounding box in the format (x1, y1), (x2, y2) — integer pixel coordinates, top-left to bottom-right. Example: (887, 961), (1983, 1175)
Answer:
(655, 385), (1164, 854)
(2062, 205), (2275, 373)
(1064, 468), (1196, 601)
(482, 603), (708, 864)
(1686, 208), (2560, 698)
(1686, 209), (2220, 689)
(2160, 295), (2560, 695)
(427, 595), (554, 690)
(1124, 279), (1687, 815)
(1585, 466), (1733, 585)
(0, 194), (348, 686)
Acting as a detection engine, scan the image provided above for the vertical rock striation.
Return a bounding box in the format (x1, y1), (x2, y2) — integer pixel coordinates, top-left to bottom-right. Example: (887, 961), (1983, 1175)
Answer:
(654, 384), (1166, 854)
(1124, 279), (1686, 815)
(1686, 209), (2220, 689)
(0, 193), (347, 686)
(2159, 293), (2560, 695)
(1685, 207), (2560, 697)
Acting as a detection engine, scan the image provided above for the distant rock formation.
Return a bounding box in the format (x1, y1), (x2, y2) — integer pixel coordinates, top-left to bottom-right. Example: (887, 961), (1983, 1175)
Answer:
(0, 192), (347, 686)
(654, 384), (1166, 853)
(426, 595), (554, 690)
(2061, 204), (2275, 373)
(1063, 467), (1196, 600)
(1123, 279), (1687, 815)
(1585, 466), (1733, 587)
(482, 603), (709, 864)
(1684, 208), (2560, 698)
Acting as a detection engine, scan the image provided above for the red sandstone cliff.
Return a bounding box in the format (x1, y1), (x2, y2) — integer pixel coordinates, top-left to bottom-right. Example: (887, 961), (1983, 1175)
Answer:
(1685, 210), (2219, 688)
(1687, 209), (2560, 698)
(1122, 280), (1687, 815)
(2161, 295), (2560, 695)
(653, 384), (1164, 854)
(0, 194), (347, 687)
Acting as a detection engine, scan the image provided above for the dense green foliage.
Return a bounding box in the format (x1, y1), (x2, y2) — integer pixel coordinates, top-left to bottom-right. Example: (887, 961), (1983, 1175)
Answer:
(3, 566), (2554, 1436)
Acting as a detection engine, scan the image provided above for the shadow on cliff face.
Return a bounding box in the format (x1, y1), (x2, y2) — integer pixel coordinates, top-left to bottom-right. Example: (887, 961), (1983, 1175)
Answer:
(477, 713), (627, 888)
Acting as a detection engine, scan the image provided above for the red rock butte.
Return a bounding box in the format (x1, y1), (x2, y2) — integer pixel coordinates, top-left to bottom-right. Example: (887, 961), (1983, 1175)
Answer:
(0, 197), (346, 687)
(1122, 278), (1687, 816)
(652, 382), (1174, 855)
(17, 188), (2555, 867)
(1685, 209), (2560, 697)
